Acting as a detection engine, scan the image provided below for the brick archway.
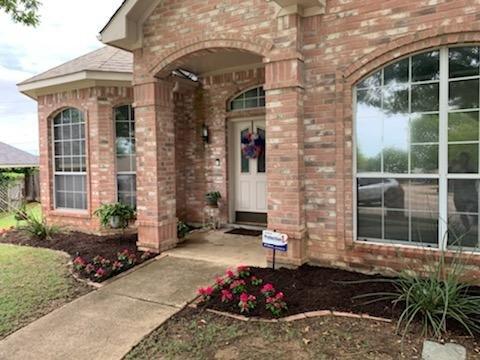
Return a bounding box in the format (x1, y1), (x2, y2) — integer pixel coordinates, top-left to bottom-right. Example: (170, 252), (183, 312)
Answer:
(149, 34), (274, 77)
(344, 24), (480, 85)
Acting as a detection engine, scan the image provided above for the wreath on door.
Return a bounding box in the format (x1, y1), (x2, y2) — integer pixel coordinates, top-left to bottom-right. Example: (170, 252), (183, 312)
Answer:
(241, 131), (265, 159)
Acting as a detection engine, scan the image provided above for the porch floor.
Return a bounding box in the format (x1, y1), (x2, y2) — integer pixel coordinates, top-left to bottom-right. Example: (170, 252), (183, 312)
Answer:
(166, 229), (266, 267)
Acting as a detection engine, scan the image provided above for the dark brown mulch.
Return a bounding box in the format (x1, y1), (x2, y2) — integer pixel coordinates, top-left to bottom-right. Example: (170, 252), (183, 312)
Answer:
(202, 265), (400, 320)
(0, 230), (155, 282)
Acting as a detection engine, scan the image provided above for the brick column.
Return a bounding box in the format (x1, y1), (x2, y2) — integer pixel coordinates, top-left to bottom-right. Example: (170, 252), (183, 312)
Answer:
(135, 79), (177, 252)
(265, 13), (307, 266)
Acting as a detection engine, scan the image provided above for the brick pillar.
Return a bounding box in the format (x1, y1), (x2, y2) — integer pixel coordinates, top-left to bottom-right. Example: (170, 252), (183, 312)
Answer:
(265, 13), (307, 266)
(135, 79), (177, 252)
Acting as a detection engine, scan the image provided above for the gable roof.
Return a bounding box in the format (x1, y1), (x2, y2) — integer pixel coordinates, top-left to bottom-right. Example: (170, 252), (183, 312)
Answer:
(17, 46), (133, 99)
(19, 46), (132, 85)
(0, 142), (39, 169)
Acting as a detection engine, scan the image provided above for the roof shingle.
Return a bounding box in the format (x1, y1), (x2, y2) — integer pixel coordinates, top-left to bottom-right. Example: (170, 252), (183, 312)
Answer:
(0, 142), (38, 168)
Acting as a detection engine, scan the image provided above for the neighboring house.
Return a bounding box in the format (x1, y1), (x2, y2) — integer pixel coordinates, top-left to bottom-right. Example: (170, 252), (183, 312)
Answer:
(16, 0), (480, 271)
(0, 142), (38, 169)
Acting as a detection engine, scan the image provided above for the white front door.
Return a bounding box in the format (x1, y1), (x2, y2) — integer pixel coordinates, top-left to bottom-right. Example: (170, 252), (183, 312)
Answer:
(232, 119), (267, 221)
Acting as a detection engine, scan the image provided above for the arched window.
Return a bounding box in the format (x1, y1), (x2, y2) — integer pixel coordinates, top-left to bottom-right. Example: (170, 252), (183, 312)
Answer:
(115, 105), (136, 207)
(355, 46), (480, 249)
(229, 86), (265, 111)
(53, 108), (87, 210)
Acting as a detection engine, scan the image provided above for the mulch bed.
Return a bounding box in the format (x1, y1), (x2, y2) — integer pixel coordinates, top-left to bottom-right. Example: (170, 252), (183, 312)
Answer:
(0, 230), (155, 282)
(201, 265), (400, 320)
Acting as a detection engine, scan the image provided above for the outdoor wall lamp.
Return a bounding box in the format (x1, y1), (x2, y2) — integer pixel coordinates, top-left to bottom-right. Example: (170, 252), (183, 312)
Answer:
(202, 124), (210, 144)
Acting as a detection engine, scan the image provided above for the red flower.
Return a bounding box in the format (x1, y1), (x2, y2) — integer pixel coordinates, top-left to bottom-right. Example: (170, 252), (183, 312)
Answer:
(112, 261), (123, 271)
(225, 269), (235, 279)
(261, 283), (275, 297)
(239, 292), (249, 303)
(198, 286), (214, 300)
(73, 256), (87, 271)
(230, 279), (247, 294)
(221, 289), (233, 303)
(238, 292), (257, 313)
(95, 267), (106, 278)
(215, 276), (225, 288)
(236, 265), (250, 278)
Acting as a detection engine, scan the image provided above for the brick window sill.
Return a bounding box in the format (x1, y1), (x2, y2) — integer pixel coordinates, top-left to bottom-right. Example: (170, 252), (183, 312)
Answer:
(48, 209), (91, 219)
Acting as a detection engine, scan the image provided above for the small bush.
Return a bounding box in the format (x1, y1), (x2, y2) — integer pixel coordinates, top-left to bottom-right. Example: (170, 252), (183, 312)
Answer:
(94, 203), (136, 229)
(20, 214), (59, 241)
(354, 250), (480, 338)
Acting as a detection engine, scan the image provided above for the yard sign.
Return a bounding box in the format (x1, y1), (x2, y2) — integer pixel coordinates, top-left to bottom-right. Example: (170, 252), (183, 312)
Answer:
(262, 230), (288, 270)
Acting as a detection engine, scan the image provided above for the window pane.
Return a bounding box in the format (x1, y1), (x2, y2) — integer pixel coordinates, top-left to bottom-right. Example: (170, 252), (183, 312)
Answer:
(410, 114), (439, 143)
(71, 109), (80, 123)
(411, 213), (438, 244)
(448, 111), (479, 142)
(357, 70), (381, 89)
(116, 122), (130, 138)
(356, 89), (382, 173)
(449, 79), (479, 110)
(231, 99), (244, 110)
(229, 87), (265, 110)
(62, 125), (71, 140)
(448, 144), (478, 173)
(383, 85), (408, 114)
(244, 88), (258, 98)
(117, 175), (136, 207)
(357, 207), (382, 239)
(412, 50), (439, 82)
(115, 106), (130, 121)
(116, 138), (134, 155)
(357, 178), (384, 207)
(411, 144), (438, 173)
(383, 114), (408, 173)
(245, 98), (258, 108)
(384, 178), (406, 209)
(409, 179), (439, 212)
(385, 210), (409, 241)
(384, 58), (409, 85)
(448, 179), (479, 247)
(117, 155), (134, 172)
(449, 47), (480, 79)
(411, 83), (439, 112)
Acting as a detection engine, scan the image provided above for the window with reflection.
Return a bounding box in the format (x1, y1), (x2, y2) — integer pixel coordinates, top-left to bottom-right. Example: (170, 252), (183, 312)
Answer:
(356, 46), (480, 249)
(115, 105), (136, 207)
(53, 108), (87, 210)
(229, 87), (265, 111)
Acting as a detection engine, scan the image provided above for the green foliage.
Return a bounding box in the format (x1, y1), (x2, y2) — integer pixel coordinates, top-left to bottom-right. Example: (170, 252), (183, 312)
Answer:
(20, 214), (60, 241)
(0, 0), (40, 26)
(354, 250), (480, 339)
(205, 191), (221, 205)
(93, 203), (136, 229)
(177, 221), (190, 239)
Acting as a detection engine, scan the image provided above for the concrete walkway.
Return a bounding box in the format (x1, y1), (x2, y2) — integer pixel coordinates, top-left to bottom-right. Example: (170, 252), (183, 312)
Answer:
(0, 256), (226, 360)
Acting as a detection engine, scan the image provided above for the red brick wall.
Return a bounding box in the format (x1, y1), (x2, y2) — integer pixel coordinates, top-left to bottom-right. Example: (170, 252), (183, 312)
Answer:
(38, 86), (133, 232)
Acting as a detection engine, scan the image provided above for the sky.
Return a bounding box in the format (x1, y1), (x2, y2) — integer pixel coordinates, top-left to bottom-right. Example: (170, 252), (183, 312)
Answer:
(0, 0), (124, 155)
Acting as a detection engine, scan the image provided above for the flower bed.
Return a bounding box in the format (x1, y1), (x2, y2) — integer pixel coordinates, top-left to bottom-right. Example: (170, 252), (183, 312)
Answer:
(0, 230), (155, 283)
(198, 265), (400, 319)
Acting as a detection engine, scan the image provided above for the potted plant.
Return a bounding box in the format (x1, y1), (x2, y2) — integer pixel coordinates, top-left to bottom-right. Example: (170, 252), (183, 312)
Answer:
(205, 191), (221, 208)
(94, 203), (136, 229)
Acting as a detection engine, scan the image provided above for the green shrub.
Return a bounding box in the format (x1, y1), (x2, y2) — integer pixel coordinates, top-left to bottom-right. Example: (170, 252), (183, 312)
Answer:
(14, 203), (29, 222)
(93, 203), (136, 229)
(177, 221), (190, 238)
(354, 250), (480, 339)
(21, 214), (60, 241)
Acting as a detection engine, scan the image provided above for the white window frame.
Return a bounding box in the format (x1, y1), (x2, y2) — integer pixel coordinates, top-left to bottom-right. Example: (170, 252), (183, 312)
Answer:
(114, 104), (136, 207)
(51, 108), (88, 211)
(354, 45), (480, 251)
(229, 86), (266, 111)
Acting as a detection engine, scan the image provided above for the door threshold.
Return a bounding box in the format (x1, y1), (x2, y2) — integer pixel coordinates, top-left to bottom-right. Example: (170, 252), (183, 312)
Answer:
(226, 223), (267, 231)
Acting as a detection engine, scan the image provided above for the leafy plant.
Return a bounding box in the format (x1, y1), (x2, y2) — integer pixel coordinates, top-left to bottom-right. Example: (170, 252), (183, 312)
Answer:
(266, 292), (288, 317)
(14, 202), (28, 222)
(20, 214), (59, 241)
(177, 221), (190, 238)
(352, 248), (480, 339)
(93, 203), (136, 229)
(205, 191), (221, 206)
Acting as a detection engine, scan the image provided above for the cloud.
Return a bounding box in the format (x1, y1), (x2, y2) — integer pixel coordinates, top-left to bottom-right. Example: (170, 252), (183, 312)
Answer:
(0, 0), (124, 155)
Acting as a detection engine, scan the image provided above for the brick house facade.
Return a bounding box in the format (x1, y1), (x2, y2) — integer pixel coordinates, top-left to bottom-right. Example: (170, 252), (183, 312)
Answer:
(18, 0), (480, 273)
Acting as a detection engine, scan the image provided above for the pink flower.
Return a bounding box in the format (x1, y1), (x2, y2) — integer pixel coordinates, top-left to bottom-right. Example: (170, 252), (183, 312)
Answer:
(95, 268), (106, 278)
(261, 283), (275, 296)
(238, 293), (257, 313)
(225, 269), (235, 279)
(85, 263), (95, 274)
(236, 265), (251, 278)
(230, 279), (247, 294)
(239, 292), (249, 303)
(73, 256), (87, 271)
(198, 286), (214, 299)
(112, 261), (123, 271)
(215, 277), (225, 287)
(221, 289), (233, 303)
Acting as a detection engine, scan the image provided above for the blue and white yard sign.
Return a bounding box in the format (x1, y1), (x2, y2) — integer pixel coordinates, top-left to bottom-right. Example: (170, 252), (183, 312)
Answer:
(262, 230), (288, 252)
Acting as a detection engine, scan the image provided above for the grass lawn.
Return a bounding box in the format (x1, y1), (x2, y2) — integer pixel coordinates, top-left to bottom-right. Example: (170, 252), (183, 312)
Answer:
(0, 202), (41, 230)
(0, 244), (91, 339)
(126, 308), (480, 360)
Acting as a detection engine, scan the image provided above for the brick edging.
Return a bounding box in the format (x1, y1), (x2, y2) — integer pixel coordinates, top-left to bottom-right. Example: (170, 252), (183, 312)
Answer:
(189, 301), (391, 324)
